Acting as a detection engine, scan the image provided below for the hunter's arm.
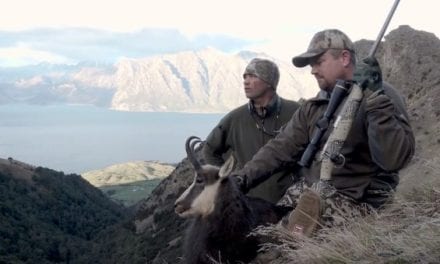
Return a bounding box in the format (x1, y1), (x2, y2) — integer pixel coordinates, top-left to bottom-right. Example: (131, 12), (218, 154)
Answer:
(202, 115), (232, 166)
(236, 106), (309, 190)
(364, 84), (415, 171)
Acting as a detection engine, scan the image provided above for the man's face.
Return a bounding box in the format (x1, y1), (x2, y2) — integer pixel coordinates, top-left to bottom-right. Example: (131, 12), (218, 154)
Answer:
(243, 74), (272, 100)
(309, 49), (349, 92)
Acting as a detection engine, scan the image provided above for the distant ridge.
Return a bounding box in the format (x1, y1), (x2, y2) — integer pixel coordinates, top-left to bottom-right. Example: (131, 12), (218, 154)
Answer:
(0, 48), (318, 113)
(81, 160), (175, 187)
(111, 48), (317, 112)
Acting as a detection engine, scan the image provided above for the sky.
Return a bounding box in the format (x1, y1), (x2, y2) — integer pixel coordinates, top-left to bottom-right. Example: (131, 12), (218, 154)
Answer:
(0, 0), (439, 67)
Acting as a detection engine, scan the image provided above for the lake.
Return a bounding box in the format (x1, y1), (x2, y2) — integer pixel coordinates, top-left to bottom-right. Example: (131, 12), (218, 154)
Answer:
(0, 104), (224, 174)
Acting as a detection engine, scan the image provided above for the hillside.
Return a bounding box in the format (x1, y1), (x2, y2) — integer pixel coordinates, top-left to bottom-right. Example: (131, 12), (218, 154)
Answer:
(125, 25), (440, 263)
(82, 161), (175, 206)
(0, 158), (128, 263)
(82, 160), (175, 187)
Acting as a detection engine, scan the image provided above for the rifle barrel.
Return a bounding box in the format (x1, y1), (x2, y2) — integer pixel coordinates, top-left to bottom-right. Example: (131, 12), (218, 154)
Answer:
(368, 0), (401, 58)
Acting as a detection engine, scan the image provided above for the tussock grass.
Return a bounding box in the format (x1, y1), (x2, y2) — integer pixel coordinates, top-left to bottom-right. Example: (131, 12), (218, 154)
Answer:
(252, 161), (440, 263)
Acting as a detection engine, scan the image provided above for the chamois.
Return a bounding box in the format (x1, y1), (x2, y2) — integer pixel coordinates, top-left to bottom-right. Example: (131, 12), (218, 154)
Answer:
(174, 136), (290, 264)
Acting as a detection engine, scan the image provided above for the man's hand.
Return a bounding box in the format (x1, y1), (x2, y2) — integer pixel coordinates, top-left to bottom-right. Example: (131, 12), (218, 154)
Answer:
(365, 89), (394, 113)
(353, 56), (383, 92)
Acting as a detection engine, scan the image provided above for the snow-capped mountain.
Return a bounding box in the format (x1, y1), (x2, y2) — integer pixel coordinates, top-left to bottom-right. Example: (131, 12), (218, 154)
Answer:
(0, 48), (318, 112)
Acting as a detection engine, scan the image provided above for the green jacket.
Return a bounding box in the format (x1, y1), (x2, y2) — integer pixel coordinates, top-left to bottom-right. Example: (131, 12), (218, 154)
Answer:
(236, 83), (415, 208)
(203, 95), (300, 203)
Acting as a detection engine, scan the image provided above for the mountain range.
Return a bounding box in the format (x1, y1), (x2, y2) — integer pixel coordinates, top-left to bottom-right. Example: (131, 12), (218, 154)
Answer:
(0, 49), (318, 113)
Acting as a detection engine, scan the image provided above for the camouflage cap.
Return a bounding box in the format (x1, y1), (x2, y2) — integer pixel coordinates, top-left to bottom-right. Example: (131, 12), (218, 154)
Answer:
(243, 58), (280, 90)
(292, 29), (355, 67)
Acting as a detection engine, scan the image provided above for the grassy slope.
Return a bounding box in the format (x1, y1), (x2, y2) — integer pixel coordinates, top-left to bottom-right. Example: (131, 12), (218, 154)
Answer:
(100, 179), (163, 207)
(82, 161), (174, 187)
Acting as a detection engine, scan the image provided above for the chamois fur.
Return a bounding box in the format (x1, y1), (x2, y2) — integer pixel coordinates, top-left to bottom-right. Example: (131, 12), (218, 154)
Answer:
(174, 136), (290, 264)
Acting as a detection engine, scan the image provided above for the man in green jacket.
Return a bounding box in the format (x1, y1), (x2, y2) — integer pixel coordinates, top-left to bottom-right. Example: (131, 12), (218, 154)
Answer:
(202, 58), (300, 203)
(233, 29), (415, 229)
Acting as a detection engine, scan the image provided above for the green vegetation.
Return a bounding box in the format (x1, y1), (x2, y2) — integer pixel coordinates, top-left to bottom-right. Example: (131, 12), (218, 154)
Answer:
(0, 167), (128, 263)
(99, 179), (163, 206)
(79, 206), (186, 264)
(0, 162), (182, 264)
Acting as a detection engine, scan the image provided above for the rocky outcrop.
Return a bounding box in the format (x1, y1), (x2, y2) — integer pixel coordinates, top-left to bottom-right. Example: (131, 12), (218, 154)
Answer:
(381, 26), (440, 192)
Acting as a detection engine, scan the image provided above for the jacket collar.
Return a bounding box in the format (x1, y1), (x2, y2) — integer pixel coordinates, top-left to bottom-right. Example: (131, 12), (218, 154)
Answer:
(249, 94), (281, 118)
(309, 89), (331, 103)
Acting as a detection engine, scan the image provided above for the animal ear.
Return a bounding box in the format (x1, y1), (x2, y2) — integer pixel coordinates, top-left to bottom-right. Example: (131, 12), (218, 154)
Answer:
(219, 155), (236, 178)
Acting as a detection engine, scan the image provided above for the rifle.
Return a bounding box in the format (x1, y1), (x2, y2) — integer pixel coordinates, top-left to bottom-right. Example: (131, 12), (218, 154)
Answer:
(287, 0), (401, 237)
(320, 0), (400, 181)
(298, 79), (351, 168)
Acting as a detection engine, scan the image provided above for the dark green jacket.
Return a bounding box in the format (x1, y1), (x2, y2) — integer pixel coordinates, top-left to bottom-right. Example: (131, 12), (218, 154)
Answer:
(235, 83), (415, 208)
(203, 95), (300, 203)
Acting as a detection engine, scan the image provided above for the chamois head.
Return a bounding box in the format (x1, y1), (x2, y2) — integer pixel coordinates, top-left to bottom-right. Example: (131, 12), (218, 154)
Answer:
(174, 136), (235, 218)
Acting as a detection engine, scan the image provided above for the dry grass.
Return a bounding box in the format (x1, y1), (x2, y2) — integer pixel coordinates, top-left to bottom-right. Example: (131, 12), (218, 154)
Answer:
(251, 159), (440, 264)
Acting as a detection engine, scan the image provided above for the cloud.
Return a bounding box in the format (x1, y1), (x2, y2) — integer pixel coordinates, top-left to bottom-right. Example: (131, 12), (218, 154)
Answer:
(0, 28), (254, 67)
(0, 44), (73, 67)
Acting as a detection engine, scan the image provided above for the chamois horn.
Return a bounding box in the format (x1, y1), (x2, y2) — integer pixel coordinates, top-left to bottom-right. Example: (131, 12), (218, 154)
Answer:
(185, 136), (202, 172)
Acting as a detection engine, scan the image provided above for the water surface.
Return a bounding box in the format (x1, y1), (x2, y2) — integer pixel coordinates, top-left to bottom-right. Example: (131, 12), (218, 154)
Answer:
(0, 104), (224, 174)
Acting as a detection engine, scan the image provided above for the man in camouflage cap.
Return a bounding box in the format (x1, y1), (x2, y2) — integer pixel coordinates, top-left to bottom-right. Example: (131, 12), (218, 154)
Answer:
(231, 29), (415, 234)
(202, 58), (300, 203)
(292, 29), (355, 68)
